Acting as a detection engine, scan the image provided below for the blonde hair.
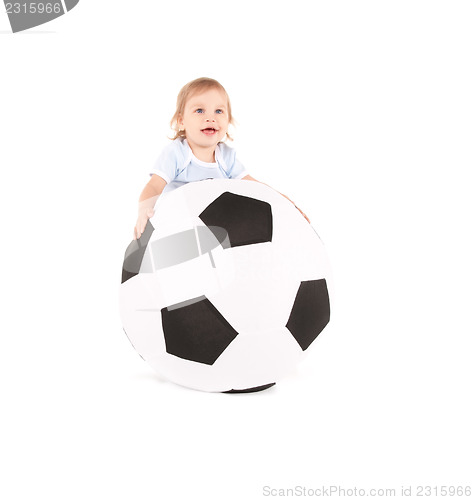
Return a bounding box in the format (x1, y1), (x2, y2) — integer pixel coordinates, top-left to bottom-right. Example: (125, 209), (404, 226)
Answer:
(169, 77), (235, 141)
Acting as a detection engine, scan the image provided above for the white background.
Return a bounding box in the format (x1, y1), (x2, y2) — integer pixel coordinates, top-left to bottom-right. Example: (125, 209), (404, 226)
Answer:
(1, 1), (472, 499)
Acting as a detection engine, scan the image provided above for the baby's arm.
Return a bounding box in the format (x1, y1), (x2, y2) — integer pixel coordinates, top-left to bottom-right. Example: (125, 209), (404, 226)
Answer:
(134, 174), (167, 239)
(242, 175), (310, 223)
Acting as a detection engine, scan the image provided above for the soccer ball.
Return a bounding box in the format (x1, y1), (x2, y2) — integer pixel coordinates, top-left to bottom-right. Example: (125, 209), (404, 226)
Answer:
(119, 179), (331, 392)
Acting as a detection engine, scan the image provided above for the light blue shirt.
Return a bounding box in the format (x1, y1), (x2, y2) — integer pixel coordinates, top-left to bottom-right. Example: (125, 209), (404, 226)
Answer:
(150, 138), (248, 193)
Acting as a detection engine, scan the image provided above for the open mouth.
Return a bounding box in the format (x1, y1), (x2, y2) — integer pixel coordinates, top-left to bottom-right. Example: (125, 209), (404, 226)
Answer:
(201, 127), (218, 135)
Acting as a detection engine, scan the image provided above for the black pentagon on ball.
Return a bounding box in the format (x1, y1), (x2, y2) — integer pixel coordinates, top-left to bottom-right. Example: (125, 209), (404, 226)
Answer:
(161, 296), (239, 365)
(286, 279), (330, 351)
(199, 192), (272, 248)
(223, 383), (276, 393)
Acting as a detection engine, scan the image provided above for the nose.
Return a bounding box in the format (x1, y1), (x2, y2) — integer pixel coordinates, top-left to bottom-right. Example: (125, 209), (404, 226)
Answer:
(206, 117), (215, 122)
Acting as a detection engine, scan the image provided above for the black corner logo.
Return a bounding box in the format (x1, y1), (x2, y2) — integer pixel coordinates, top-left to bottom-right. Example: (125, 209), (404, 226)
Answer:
(3, 0), (79, 33)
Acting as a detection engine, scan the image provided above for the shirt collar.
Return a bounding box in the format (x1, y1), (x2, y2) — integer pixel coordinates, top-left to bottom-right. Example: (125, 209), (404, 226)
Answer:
(181, 138), (227, 171)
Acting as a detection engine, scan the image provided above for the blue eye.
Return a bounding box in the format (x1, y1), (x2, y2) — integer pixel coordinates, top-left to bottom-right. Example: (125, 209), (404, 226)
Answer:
(195, 108), (204, 113)
(216, 109), (223, 114)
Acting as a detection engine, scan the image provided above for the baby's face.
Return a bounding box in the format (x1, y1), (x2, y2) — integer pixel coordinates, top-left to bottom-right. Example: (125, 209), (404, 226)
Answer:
(179, 88), (229, 151)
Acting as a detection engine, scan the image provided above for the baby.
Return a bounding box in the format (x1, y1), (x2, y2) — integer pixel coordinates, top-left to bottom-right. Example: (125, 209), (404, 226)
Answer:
(134, 77), (309, 239)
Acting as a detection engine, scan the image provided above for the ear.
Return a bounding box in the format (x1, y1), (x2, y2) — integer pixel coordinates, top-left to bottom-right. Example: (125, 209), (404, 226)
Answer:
(177, 115), (184, 130)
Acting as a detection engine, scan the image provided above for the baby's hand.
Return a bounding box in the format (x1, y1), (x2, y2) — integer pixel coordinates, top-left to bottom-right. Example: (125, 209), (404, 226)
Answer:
(277, 191), (310, 224)
(134, 208), (155, 240)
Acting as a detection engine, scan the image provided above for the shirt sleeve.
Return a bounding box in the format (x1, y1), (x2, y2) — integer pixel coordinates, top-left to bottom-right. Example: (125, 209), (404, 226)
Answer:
(228, 157), (249, 179)
(149, 141), (179, 184)
(218, 142), (249, 179)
